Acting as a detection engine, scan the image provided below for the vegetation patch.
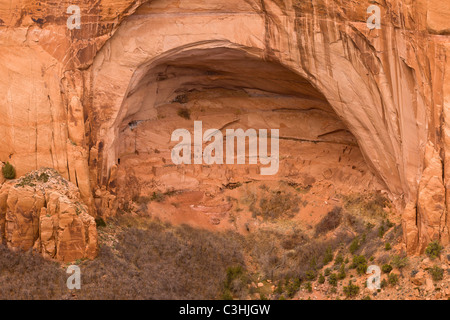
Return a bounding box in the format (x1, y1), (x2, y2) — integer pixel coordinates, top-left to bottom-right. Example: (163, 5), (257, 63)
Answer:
(343, 192), (391, 218)
(429, 266), (444, 281)
(315, 207), (342, 236)
(425, 241), (443, 260)
(249, 189), (300, 220)
(350, 255), (368, 275)
(343, 281), (360, 298)
(2, 162), (15, 180)
(222, 266), (249, 300)
(177, 108), (191, 120)
(381, 264), (393, 274)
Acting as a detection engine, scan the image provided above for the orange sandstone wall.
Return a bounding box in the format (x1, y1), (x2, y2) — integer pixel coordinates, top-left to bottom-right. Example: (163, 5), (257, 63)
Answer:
(0, 0), (448, 255)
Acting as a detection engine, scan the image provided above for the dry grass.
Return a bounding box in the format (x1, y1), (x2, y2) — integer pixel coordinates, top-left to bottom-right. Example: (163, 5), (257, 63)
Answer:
(0, 189), (399, 300)
(0, 220), (246, 300)
(77, 221), (245, 300)
(343, 192), (390, 218)
(0, 246), (66, 300)
(315, 207), (342, 236)
(246, 227), (352, 281)
(243, 187), (301, 221)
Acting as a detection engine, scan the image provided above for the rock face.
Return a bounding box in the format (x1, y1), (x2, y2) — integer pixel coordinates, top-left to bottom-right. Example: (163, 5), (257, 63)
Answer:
(0, 169), (98, 262)
(0, 0), (449, 255)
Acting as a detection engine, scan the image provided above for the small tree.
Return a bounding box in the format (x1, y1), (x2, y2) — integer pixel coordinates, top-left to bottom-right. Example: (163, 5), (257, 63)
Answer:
(388, 273), (399, 286)
(350, 255), (368, 275)
(323, 246), (334, 265)
(337, 264), (346, 280)
(381, 264), (393, 274)
(349, 237), (360, 254)
(425, 241), (443, 260)
(318, 274), (325, 284)
(429, 266), (444, 281)
(2, 162), (15, 179)
(391, 255), (408, 269)
(328, 273), (338, 286)
(343, 281), (360, 298)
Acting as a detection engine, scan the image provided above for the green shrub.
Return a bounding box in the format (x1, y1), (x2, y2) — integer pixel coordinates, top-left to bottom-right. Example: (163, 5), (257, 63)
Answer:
(305, 270), (316, 281)
(286, 278), (301, 298)
(324, 268), (331, 277)
(349, 237), (360, 254)
(274, 282), (283, 295)
(95, 218), (107, 228)
(343, 281), (360, 298)
(221, 290), (234, 300)
(304, 282), (312, 293)
(37, 172), (49, 183)
(309, 257), (317, 270)
(429, 266), (444, 281)
(350, 255), (368, 275)
(328, 273), (338, 286)
(318, 274), (325, 284)
(378, 225), (385, 238)
(2, 162), (15, 179)
(384, 243), (392, 251)
(361, 233), (366, 243)
(337, 264), (346, 280)
(223, 266), (248, 299)
(381, 264), (393, 274)
(334, 253), (344, 266)
(225, 266), (245, 285)
(425, 241), (443, 260)
(323, 246), (334, 265)
(388, 273), (399, 286)
(391, 255), (408, 269)
(385, 219), (394, 228)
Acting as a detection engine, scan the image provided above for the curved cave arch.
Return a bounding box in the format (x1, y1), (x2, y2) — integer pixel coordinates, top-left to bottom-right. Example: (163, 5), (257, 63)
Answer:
(117, 45), (333, 136)
(107, 45), (387, 228)
(92, 44), (386, 224)
(88, 0), (427, 216)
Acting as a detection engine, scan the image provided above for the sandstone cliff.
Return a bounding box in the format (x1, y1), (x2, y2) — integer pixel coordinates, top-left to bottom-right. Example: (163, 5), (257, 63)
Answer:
(0, 0), (449, 258)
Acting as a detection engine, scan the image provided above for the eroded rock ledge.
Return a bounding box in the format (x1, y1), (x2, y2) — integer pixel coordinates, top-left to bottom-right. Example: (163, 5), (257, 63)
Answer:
(0, 168), (97, 262)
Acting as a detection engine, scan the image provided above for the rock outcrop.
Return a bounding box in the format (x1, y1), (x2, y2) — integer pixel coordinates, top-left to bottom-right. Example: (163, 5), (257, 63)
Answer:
(0, 0), (449, 255)
(0, 169), (98, 262)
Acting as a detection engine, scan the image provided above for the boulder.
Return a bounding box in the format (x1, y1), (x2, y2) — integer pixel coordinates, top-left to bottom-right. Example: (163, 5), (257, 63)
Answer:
(0, 168), (98, 262)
